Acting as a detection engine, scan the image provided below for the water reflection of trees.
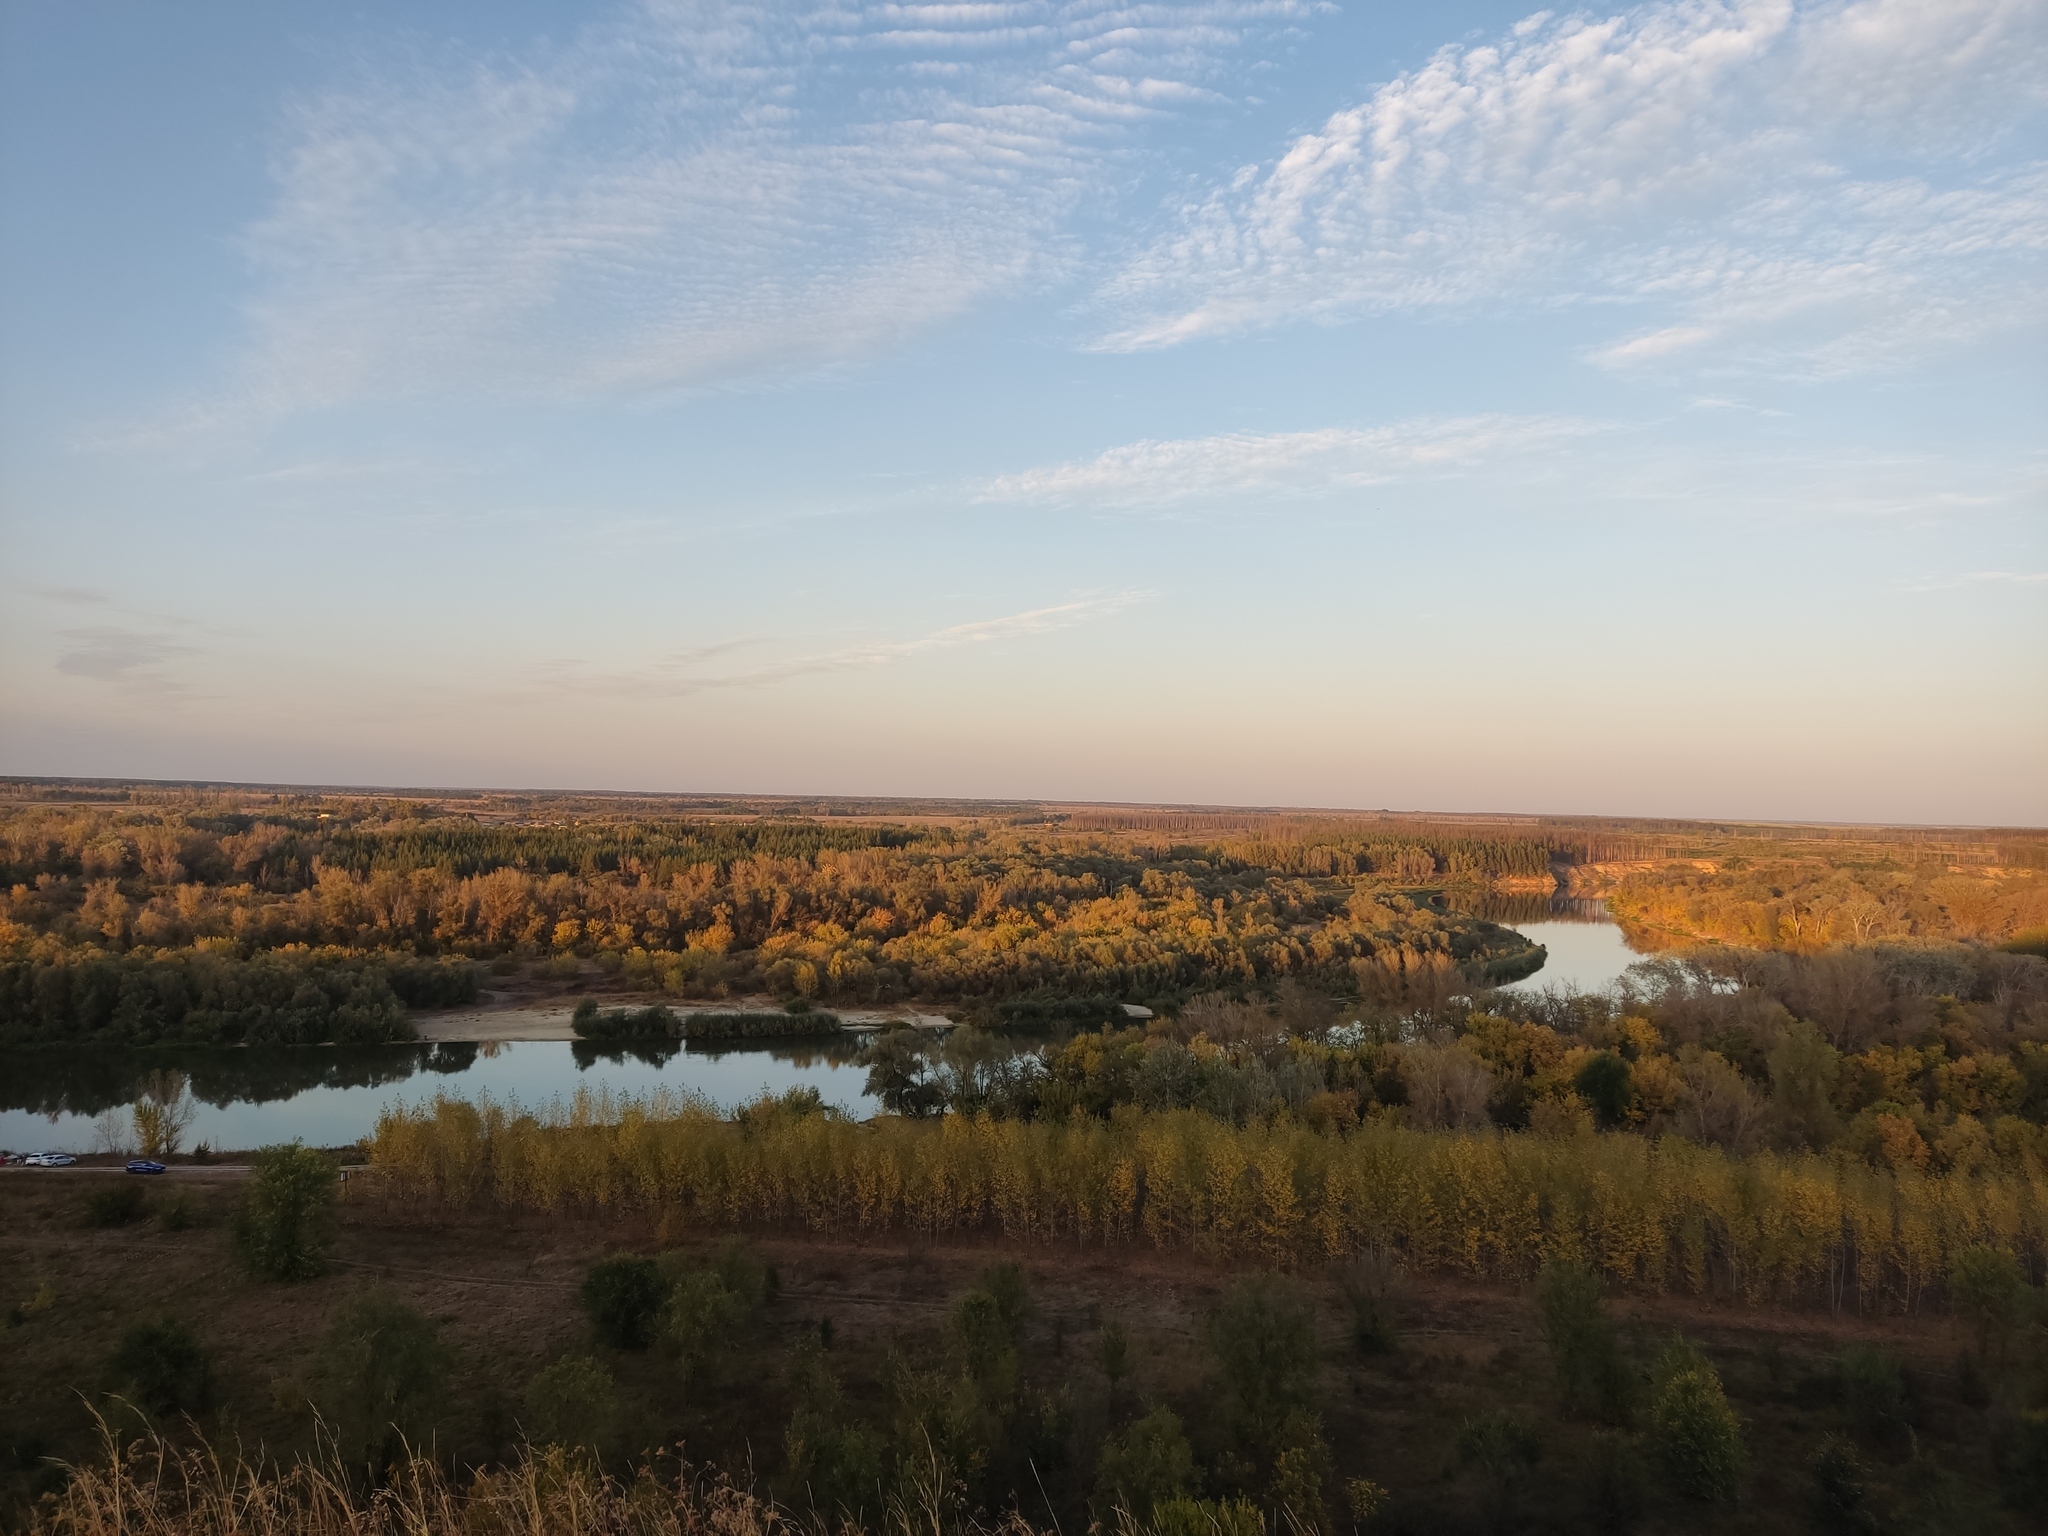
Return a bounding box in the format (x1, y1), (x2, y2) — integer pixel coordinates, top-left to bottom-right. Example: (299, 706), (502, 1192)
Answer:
(0, 1043), (480, 1118)
(1456, 894), (1614, 926)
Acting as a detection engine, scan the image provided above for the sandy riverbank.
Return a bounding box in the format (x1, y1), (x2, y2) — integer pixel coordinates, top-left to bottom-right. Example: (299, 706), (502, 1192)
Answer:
(413, 997), (953, 1043)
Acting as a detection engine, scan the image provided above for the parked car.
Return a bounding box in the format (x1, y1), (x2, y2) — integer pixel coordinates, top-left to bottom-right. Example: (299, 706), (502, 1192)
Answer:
(25, 1153), (78, 1167)
(125, 1159), (168, 1175)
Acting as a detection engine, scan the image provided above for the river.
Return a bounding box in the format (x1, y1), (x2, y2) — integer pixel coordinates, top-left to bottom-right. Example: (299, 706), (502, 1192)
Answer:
(2, 903), (1651, 1155)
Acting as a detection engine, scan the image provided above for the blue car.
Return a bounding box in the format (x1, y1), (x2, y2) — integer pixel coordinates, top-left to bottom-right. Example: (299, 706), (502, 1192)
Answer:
(125, 1159), (168, 1175)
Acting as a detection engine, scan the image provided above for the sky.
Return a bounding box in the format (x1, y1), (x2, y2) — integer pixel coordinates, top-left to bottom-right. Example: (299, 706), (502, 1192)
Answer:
(0, 0), (2043, 825)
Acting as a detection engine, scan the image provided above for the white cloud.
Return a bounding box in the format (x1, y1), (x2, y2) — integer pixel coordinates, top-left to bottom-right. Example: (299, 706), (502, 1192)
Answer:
(978, 414), (1599, 505)
(155, 0), (1314, 435)
(1099, 0), (2048, 375)
(533, 589), (1151, 696)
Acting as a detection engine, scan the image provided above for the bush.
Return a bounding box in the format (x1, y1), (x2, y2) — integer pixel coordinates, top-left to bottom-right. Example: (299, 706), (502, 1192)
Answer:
(1338, 1247), (1403, 1355)
(314, 1289), (450, 1471)
(104, 1319), (212, 1417)
(662, 1270), (741, 1382)
(1999, 1408), (2048, 1509)
(1806, 1436), (1876, 1534)
(783, 1346), (885, 1523)
(1457, 1411), (1541, 1532)
(523, 1355), (620, 1454)
(1950, 1245), (2028, 1365)
(580, 1256), (668, 1351)
(570, 1000), (680, 1041)
(1204, 1275), (1319, 1462)
(1536, 1260), (1631, 1423)
(233, 1143), (335, 1280)
(156, 1193), (200, 1231)
(1647, 1338), (1744, 1502)
(1838, 1346), (1912, 1447)
(1580, 1431), (1647, 1534)
(1094, 1406), (1196, 1521)
(83, 1182), (147, 1228)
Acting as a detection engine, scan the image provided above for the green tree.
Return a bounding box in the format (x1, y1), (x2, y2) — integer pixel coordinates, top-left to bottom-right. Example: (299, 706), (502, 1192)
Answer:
(663, 1269), (742, 1383)
(1536, 1260), (1632, 1423)
(1768, 1021), (1841, 1149)
(1094, 1406), (1196, 1521)
(1457, 1411), (1541, 1534)
(315, 1289), (451, 1473)
(783, 1345), (885, 1524)
(1205, 1275), (1320, 1468)
(234, 1143), (335, 1281)
(1647, 1338), (1743, 1502)
(523, 1355), (620, 1456)
(1575, 1052), (1635, 1129)
(1950, 1245), (2027, 1367)
(580, 1256), (668, 1351)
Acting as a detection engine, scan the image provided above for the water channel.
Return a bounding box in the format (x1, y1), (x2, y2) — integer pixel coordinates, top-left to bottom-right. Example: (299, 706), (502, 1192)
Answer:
(1, 901), (1655, 1155)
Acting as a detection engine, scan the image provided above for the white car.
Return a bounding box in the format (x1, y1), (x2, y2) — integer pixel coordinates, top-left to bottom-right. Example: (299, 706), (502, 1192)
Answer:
(24, 1152), (78, 1167)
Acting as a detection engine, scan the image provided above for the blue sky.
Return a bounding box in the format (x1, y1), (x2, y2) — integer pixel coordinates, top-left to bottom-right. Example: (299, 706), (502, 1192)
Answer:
(1, 0), (2043, 823)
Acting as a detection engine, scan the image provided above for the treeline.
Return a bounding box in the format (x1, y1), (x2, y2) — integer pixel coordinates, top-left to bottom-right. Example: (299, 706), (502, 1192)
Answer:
(0, 951), (473, 1047)
(849, 943), (2048, 1176)
(0, 799), (1542, 1008)
(1607, 855), (2048, 949)
(372, 1094), (2045, 1311)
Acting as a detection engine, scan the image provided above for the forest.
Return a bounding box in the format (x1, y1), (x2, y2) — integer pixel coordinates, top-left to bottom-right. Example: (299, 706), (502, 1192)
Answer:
(5, 783), (2048, 1532)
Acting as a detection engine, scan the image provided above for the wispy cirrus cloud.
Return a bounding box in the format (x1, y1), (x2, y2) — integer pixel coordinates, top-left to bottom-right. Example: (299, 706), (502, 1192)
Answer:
(533, 589), (1152, 697)
(978, 414), (1599, 506)
(128, 0), (1316, 442)
(1098, 0), (2048, 376)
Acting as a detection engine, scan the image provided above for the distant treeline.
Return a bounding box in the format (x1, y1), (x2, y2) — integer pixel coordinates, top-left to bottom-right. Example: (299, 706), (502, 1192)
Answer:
(0, 951), (473, 1047)
(1607, 856), (2048, 950)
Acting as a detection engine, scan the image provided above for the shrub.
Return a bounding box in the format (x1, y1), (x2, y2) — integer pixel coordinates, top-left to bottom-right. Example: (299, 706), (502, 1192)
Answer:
(1536, 1260), (1631, 1423)
(314, 1289), (450, 1471)
(523, 1355), (620, 1454)
(1204, 1275), (1319, 1462)
(1806, 1436), (1876, 1534)
(1999, 1408), (2048, 1509)
(580, 1256), (668, 1351)
(1580, 1431), (1647, 1534)
(1647, 1338), (1743, 1502)
(1838, 1346), (1912, 1447)
(104, 1319), (212, 1417)
(1950, 1245), (2027, 1365)
(662, 1270), (741, 1382)
(156, 1193), (200, 1231)
(1098, 1320), (1131, 1392)
(83, 1182), (148, 1228)
(1094, 1406), (1196, 1521)
(1338, 1247), (1403, 1355)
(1457, 1411), (1541, 1533)
(233, 1144), (334, 1280)
(783, 1346), (885, 1523)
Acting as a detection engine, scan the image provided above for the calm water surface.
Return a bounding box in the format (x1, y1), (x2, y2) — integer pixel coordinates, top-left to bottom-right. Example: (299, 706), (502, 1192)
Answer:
(3, 903), (1649, 1155)
(1497, 898), (1652, 994)
(0, 1039), (873, 1156)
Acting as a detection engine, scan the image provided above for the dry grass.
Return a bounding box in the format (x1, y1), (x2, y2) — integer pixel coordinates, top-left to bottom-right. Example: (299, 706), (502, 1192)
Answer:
(25, 1416), (1036, 1536)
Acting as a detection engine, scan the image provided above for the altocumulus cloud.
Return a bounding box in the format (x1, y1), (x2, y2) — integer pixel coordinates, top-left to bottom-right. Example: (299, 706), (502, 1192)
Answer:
(1097, 0), (2048, 377)
(191, 0), (1315, 428)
